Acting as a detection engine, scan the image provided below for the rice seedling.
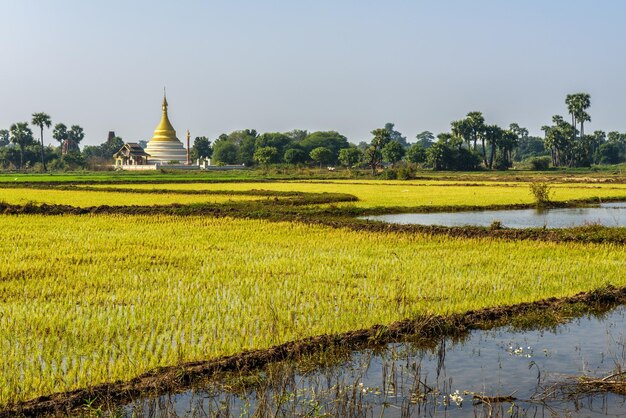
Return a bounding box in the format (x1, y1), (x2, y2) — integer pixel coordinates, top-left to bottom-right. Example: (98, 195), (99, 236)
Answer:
(1, 214), (626, 405)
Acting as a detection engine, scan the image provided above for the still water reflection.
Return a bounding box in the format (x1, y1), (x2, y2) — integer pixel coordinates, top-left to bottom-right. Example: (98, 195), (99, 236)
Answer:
(121, 307), (626, 417)
(363, 202), (626, 228)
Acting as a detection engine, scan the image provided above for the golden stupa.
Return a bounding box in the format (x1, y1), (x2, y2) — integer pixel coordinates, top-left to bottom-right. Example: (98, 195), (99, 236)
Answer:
(144, 93), (187, 164)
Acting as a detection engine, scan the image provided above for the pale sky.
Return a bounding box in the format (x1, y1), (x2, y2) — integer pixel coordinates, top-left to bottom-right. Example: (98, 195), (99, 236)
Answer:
(2, 0), (625, 146)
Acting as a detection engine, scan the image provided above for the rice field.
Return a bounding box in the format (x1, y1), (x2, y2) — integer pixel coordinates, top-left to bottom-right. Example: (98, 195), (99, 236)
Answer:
(89, 180), (626, 208)
(2, 213), (626, 405)
(0, 188), (260, 207)
(3, 176), (626, 410)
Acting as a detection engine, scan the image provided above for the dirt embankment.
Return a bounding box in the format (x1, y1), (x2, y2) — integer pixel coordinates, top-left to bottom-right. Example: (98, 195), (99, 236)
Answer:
(3, 285), (626, 418)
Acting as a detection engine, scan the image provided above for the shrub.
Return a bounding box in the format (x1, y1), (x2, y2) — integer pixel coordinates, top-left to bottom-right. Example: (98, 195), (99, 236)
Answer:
(379, 168), (397, 179)
(528, 156), (551, 171)
(529, 182), (552, 207)
(396, 162), (417, 180)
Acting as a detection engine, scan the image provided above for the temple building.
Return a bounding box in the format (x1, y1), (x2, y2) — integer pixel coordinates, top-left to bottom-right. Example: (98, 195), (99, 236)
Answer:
(144, 94), (187, 164)
(113, 143), (150, 166)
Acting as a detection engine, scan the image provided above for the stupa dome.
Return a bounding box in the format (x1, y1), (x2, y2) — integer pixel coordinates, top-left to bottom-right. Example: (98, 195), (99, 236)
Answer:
(145, 94), (187, 164)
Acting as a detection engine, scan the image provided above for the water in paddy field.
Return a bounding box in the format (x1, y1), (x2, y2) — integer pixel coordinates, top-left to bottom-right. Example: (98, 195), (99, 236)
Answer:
(362, 202), (626, 229)
(118, 306), (626, 417)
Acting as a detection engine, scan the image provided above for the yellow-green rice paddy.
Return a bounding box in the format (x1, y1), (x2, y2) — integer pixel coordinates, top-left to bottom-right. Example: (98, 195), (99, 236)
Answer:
(2, 177), (626, 407)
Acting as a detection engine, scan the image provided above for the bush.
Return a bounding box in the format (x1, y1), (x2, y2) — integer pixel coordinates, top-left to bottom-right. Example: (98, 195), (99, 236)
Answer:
(528, 156), (551, 171)
(396, 162), (417, 179)
(379, 168), (397, 179)
(529, 182), (552, 207)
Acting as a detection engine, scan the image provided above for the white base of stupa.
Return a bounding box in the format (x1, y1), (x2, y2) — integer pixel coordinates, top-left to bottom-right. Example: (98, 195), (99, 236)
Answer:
(145, 140), (187, 164)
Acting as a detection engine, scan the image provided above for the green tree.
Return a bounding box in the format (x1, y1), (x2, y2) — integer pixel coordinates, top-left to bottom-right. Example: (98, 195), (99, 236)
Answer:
(105, 136), (125, 156)
(338, 147), (362, 169)
(509, 123), (528, 141)
(212, 138), (239, 165)
(452, 112), (485, 154)
(495, 129), (519, 169)
(426, 142), (448, 170)
(384, 122), (408, 147)
(356, 141), (369, 151)
(52, 123), (68, 148)
(543, 115), (577, 167)
(370, 128), (391, 149)
(363, 128), (392, 174)
(0, 129), (9, 147)
(300, 131), (349, 163)
(415, 131), (435, 148)
(596, 141), (623, 164)
(363, 146), (382, 175)
(590, 130), (606, 161)
(83, 136), (124, 160)
(253, 146), (278, 168)
(309, 146), (333, 169)
(31, 112), (51, 171)
(66, 125), (85, 154)
(483, 124), (503, 169)
(10, 122), (34, 168)
(83, 136), (124, 169)
(566, 93), (591, 138)
(283, 148), (308, 165)
(563, 93), (592, 166)
(210, 130), (257, 165)
(60, 152), (85, 170)
(190, 136), (212, 160)
(231, 129), (258, 166)
(255, 132), (293, 162)
(382, 140), (405, 166)
(406, 143), (426, 163)
(425, 135), (481, 171)
(437, 131), (463, 149)
(284, 129), (308, 142)
(607, 131), (625, 144)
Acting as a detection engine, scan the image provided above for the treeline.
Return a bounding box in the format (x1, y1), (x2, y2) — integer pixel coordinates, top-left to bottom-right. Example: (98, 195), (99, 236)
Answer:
(189, 92), (626, 173)
(3, 92), (626, 172)
(0, 113), (86, 171)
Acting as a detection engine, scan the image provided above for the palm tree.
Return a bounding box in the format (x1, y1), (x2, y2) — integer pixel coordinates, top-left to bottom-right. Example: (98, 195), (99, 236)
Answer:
(31, 112), (51, 171)
(52, 123), (68, 153)
(565, 93), (592, 166)
(483, 124), (503, 169)
(67, 125), (85, 153)
(0, 129), (9, 147)
(565, 93), (591, 139)
(9, 122), (34, 169)
(565, 94), (579, 128)
(576, 93), (591, 138)
(466, 111), (485, 152)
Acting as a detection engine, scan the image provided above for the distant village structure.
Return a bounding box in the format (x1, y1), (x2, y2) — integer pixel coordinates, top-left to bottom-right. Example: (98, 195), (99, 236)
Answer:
(114, 93), (240, 170)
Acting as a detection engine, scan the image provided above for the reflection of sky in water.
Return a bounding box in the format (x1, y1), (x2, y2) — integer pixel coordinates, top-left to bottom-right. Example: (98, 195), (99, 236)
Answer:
(363, 203), (626, 228)
(124, 307), (626, 417)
